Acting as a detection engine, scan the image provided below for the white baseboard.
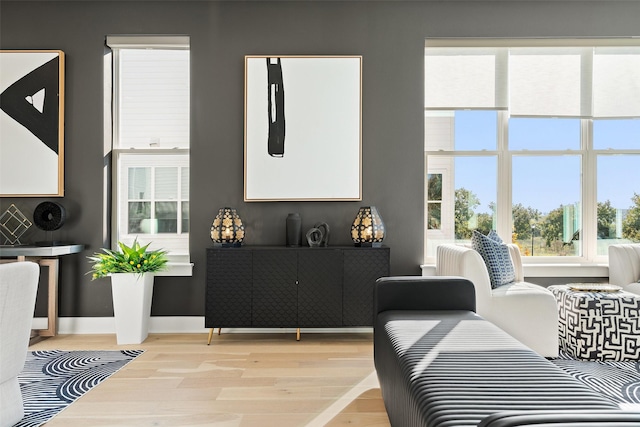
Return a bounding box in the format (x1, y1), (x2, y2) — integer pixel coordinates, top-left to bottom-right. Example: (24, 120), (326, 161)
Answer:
(32, 316), (373, 335)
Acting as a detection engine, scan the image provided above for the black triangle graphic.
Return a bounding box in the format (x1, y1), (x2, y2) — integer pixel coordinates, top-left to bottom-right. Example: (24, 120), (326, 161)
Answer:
(0, 56), (60, 154)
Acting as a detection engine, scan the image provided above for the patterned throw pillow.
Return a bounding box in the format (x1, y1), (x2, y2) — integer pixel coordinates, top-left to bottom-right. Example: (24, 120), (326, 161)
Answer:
(487, 229), (503, 243)
(471, 230), (516, 289)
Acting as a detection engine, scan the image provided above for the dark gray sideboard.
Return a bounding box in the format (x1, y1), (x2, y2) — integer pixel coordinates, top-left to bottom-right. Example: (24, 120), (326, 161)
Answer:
(205, 246), (390, 343)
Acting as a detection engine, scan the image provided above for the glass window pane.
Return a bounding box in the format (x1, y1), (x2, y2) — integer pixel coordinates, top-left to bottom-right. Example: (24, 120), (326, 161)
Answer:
(128, 202), (150, 233)
(454, 111), (497, 151)
(597, 155), (640, 255)
(181, 167), (189, 200)
(155, 167), (178, 199)
(156, 202), (177, 233)
(427, 203), (441, 230)
(593, 120), (640, 150)
(454, 157), (497, 239)
(512, 155), (581, 256)
(427, 174), (442, 200)
(425, 111), (497, 151)
(128, 167), (151, 199)
(181, 201), (189, 233)
(426, 155), (497, 257)
(509, 118), (580, 150)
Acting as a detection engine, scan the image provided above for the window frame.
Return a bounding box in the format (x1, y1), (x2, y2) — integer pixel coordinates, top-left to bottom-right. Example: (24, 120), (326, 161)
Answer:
(424, 39), (640, 266)
(114, 150), (190, 255)
(106, 36), (191, 275)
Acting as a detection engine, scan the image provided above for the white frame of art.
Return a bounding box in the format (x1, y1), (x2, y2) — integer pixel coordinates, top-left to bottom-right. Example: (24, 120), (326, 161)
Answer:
(0, 50), (65, 197)
(244, 55), (362, 202)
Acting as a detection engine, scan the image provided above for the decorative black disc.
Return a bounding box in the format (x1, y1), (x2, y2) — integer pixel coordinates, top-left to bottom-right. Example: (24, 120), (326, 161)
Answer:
(33, 201), (66, 231)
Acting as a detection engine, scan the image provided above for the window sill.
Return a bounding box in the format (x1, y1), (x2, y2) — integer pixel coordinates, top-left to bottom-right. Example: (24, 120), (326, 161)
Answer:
(156, 261), (193, 277)
(522, 263), (608, 278)
(421, 263), (609, 278)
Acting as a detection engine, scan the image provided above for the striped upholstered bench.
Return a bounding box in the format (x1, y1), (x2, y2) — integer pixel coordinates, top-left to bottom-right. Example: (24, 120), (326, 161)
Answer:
(373, 276), (640, 427)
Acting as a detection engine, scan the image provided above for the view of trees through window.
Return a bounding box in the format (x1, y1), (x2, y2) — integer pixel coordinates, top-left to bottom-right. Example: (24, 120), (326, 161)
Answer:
(425, 110), (640, 259)
(453, 189), (640, 257)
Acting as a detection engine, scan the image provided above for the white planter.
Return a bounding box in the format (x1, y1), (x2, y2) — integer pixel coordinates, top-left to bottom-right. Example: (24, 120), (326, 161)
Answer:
(110, 273), (154, 345)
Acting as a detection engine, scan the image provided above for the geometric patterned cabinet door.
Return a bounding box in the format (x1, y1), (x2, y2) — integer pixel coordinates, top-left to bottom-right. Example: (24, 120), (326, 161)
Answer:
(205, 246), (390, 341)
(343, 247), (390, 326)
(297, 249), (343, 328)
(205, 249), (253, 328)
(549, 285), (640, 361)
(252, 249), (298, 327)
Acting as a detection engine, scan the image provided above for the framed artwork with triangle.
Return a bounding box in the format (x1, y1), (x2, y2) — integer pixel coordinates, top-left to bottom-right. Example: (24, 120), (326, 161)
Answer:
(0, 50), (65, 196)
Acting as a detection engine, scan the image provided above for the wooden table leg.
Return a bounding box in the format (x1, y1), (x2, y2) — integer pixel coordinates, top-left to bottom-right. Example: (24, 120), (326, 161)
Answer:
(36, 258), (58, 337)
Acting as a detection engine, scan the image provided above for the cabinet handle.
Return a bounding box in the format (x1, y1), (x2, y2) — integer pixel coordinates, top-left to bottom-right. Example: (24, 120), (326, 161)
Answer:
(295, 280), (299, 285)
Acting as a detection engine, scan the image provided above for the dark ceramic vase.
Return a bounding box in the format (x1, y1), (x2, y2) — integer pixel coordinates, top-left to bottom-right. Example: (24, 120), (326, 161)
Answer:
(286, 213), (302, 247)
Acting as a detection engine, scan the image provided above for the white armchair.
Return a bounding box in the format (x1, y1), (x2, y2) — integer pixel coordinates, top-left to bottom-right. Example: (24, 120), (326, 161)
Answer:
(436, 244), (559, 358)
(0, 262), (40, 427)
(608, 244), (640, 295)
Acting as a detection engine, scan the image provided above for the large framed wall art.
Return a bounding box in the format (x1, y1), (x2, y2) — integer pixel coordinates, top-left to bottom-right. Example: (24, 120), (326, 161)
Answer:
(244, 55), (362, 201)
(0, 50), (65, 197)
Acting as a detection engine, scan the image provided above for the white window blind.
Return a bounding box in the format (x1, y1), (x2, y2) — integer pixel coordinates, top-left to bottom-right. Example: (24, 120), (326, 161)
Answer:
(593, 47), (640, 118)
(117, 49), (189, 149)
(425, 48), (508, 110)
(509, 47), (592, 118)
(106, 36), (190, 149)
(425, 41), (640, 119)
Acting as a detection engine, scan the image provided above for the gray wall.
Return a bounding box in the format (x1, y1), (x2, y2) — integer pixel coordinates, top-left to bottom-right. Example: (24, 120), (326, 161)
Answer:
(1, 1), (638, 317)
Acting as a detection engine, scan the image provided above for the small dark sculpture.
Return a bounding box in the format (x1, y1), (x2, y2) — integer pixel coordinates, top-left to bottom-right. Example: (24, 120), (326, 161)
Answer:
(314, 222), (330, 247)
(306, 222), (330, 247)
(306, 228), (323, 247)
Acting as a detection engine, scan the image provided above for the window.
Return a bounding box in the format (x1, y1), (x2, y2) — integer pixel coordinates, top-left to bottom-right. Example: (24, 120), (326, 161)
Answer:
(425, 40), (640, 263)
(118, 154), (189, 251)
(106, 36), (190, 273)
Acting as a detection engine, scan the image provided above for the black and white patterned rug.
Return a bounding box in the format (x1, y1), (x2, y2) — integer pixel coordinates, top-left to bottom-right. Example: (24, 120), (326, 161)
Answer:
(552, 350), (640, 408)
(15, 350), (143, 427)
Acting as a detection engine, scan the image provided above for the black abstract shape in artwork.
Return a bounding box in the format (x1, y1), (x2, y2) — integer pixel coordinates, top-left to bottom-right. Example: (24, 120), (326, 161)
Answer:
(0, 56), (60, 154)
(267, 57), (285, 157)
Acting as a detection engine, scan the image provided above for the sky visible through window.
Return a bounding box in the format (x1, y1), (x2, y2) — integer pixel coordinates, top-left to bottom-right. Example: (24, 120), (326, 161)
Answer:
(454, 111), (640, 215)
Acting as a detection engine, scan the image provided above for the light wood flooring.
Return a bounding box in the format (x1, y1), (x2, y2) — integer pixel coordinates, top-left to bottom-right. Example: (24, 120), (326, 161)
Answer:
(28, 332), (391, 427)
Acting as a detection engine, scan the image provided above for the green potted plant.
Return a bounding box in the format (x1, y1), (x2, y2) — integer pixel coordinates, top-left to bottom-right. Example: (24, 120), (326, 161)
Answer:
(88, 239), (168, 344)
(88, 239), (168, 279)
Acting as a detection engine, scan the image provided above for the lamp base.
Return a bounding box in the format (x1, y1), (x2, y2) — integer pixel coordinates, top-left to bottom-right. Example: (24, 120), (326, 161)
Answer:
(353, 242), (382, 248)
(213, 242), (242, 248)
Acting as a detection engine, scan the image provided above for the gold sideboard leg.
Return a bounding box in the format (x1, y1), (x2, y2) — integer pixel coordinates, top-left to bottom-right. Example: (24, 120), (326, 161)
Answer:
(207, 328), (214, 345)
(296, 327), (301, 341)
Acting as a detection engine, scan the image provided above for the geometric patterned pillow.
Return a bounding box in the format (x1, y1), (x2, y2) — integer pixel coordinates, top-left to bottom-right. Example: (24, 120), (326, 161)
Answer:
(471, 230), (516, 289)
(486, 229), (503, 243)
